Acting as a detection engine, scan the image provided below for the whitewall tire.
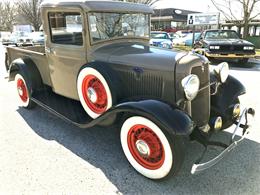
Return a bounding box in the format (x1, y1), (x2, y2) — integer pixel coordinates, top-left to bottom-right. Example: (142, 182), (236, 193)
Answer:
(15, 73), (31, 108)
(77, 67), (113, 119)
(120, 116), (175, 179)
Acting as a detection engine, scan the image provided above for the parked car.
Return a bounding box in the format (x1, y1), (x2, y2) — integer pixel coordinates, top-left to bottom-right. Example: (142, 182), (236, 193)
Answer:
(194, 29), (256, 63)
(29, 31), (45, 45)
(6, 0), (254, 180)
(150, 31), (173, 49)
(169, 32), (181, 39)
(0, 32), (11, 44)
(172, 33), (188, 45)
(185, 32), (201, 46)
(2, 31), (33, 46)
(172, 32), (201, 46)
(175, 30), (191, 38)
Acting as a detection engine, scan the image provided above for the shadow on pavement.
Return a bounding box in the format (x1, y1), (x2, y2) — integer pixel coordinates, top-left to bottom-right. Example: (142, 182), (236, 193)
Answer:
(17, 107), (260, 194)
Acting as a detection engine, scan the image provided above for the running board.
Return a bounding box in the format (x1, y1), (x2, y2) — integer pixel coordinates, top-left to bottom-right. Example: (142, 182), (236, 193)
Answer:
(31, 89), (94, 128)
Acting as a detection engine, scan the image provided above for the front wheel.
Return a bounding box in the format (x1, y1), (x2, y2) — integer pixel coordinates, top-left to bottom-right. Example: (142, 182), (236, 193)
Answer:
(120, 116), (185, 180)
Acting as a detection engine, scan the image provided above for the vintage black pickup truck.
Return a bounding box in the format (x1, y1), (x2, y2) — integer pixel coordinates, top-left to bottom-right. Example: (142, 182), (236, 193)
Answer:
(5, 1), (254, 180)
(194, 29), (256, 63)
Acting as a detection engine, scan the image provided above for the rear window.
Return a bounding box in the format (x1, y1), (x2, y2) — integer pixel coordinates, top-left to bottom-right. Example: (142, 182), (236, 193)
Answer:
(48, 12), (83, 46)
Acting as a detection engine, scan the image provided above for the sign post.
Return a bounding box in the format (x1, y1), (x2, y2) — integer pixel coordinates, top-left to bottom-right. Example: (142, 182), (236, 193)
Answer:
(187, 13), (220, 47)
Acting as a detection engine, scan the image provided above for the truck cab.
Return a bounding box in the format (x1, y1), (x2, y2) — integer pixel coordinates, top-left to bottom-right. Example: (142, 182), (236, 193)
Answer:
(6, 1), (254, 180)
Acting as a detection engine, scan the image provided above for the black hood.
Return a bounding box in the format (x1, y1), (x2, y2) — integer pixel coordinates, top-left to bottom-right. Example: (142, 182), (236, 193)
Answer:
(91, 42), (187, 71)
(205, 39), (254, 46)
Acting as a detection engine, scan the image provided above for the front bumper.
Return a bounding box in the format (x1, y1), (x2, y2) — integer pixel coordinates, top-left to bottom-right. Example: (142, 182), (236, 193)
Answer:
(205, 51), (255, 59)
(191, 107), (255, 174)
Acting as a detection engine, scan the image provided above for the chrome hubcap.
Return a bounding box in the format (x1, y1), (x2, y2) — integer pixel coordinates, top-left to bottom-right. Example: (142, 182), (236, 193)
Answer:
(18, 87), (24, 96)
(87, 87), (97, 103)
(135, 140), (150, 157)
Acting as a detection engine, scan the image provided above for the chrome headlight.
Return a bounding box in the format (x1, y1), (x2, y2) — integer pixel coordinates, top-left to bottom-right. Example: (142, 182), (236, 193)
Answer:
(214, 62), (229, 83)
(181, 74), (200, 101)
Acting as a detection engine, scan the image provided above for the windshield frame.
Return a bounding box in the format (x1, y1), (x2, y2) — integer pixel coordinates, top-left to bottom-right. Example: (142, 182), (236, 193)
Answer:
(87, 11), (151, 45)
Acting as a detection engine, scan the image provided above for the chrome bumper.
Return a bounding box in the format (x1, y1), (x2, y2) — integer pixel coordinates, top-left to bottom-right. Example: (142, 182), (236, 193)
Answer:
(191, 108), (255, 174)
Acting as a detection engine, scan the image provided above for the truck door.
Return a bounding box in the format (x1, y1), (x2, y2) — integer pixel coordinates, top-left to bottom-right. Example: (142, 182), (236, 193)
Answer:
(46, 11), (87, 100)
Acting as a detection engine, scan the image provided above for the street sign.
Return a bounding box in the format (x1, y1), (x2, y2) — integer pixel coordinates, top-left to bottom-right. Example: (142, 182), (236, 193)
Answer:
(187, 13), (220, 26)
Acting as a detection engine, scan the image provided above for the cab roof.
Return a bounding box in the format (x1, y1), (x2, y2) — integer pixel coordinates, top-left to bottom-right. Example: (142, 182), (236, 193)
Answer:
(41, 0), (154, 14)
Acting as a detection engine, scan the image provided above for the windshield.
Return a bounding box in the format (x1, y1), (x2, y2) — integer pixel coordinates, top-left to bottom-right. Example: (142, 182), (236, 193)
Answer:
(151, 33), (169, 39)
(88, 12), (149, 43)
(205, 31), (239, 39)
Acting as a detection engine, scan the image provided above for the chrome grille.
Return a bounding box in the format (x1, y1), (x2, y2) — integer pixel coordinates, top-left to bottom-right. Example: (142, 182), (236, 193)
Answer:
(191, 64), (210, 127)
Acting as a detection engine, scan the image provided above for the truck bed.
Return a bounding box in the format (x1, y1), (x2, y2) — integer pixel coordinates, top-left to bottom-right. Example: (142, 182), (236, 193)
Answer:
(6, 46), (52, 86)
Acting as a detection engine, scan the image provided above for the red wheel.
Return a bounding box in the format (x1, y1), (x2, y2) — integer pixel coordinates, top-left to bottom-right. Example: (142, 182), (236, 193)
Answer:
(81, 75), (108, 114)
(121, 116), (184, 179)
(15, 73), (34, 108)
(127, 124), (165, 170)
(17, 77), (29, 103)
(77, 67), (113, 119)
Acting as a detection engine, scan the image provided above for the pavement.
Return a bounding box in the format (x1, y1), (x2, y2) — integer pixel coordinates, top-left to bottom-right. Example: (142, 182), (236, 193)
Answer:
(0, 44), (260, 194)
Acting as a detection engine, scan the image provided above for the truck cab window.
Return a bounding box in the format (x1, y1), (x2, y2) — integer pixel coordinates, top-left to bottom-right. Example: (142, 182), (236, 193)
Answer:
(48, 12), (83, 45)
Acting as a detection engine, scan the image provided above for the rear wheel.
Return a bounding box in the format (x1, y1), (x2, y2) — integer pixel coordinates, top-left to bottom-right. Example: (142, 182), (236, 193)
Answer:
(15, 73), (35, 109)
(120, 116), (185, 180)
(5, 52), (9, 71)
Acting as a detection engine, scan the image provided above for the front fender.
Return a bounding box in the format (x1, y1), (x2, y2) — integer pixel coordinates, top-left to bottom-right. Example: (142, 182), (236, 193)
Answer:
(211, 75), (246, 117)
(109, 100), (194, 136)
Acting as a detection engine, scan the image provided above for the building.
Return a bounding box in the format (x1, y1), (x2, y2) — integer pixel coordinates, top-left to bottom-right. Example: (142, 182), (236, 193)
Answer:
(222, 19), (260, 36)
(151, 8), (217, 32)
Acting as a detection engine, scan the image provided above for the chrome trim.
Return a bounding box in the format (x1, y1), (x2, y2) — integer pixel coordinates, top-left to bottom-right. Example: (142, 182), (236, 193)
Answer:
(191, 108), (254, 174)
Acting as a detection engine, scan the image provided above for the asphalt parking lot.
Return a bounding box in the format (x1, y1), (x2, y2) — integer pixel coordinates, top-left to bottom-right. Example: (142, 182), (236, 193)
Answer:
(0, 44), (260, 194)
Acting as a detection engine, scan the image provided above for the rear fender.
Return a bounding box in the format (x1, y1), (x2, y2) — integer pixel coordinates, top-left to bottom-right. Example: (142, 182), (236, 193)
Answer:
(9, 58), (44, 91)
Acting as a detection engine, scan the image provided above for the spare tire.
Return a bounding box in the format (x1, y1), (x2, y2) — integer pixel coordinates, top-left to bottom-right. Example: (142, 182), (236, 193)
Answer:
(77, 65), (117, 119)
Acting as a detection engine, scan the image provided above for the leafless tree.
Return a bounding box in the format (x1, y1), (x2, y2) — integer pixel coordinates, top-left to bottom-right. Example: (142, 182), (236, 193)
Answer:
(211, 0), (260, 38)
(0, 1), (17, 31)
(118, 0), (161, 6)
(17, 0), (43, 31)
